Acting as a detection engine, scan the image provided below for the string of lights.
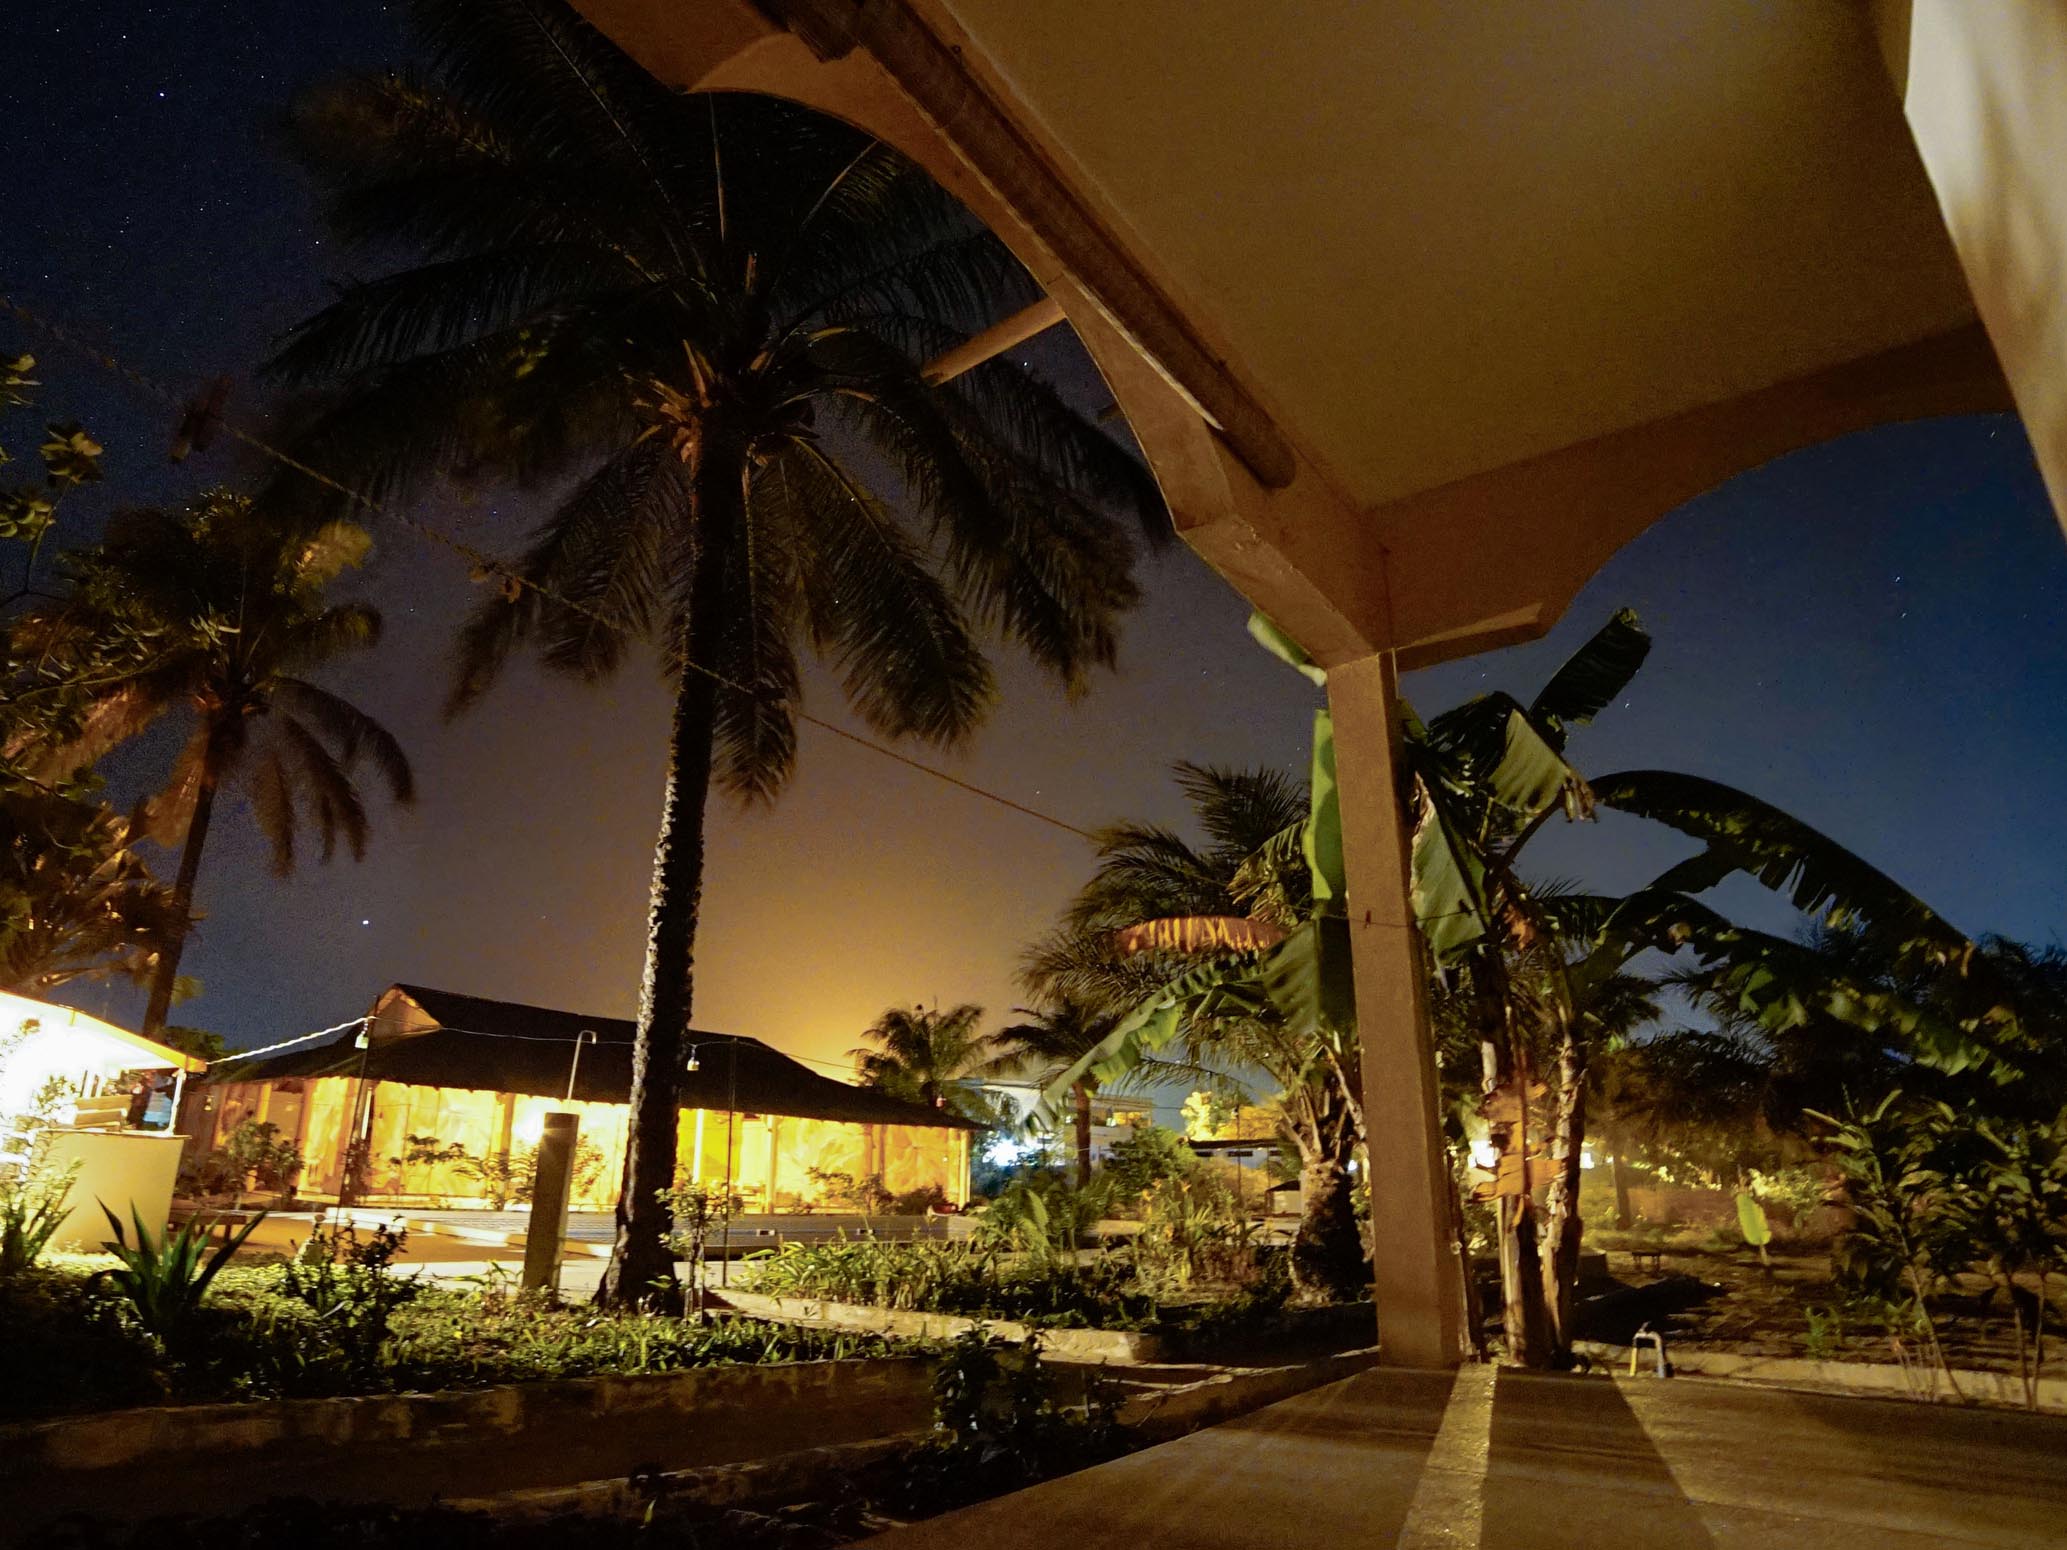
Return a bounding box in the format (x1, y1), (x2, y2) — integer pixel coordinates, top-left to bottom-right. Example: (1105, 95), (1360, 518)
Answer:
(201, 1015), (372, 1065)
(0, 292), (1099, 844)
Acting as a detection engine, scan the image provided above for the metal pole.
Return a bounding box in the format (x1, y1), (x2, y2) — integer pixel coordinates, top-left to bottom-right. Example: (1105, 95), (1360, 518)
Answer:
(721, 1038), (737, 1286)
(566, 1029), (596, 1103)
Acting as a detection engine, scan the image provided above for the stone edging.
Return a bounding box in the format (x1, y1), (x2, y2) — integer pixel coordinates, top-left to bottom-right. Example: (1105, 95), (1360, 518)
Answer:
(713, 1288), (1168, 1362)
(1574, 1340), (2067, 1413)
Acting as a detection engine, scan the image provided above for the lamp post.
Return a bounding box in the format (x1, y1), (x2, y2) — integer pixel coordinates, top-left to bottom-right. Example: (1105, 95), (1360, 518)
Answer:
(565, 1028), (598, 1103)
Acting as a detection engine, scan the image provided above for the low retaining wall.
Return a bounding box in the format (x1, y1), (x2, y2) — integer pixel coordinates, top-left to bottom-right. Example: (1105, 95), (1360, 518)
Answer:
(1575, 1341), (2067, 1413)
(0, 1356), (932, 1534)
(716, 1289), (1166, 1362)
(716, 1290), (1381, 1366)
(452, 1349), (1384, 1523)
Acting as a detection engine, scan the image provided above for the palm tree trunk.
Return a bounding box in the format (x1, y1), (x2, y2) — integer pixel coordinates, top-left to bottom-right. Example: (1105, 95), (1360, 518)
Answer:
(596, 427), (742, 1310)
(141, 764), (220, 1035)
(1072, 1083), (1093, 1188)
(1291, 1149), (1366, 1304)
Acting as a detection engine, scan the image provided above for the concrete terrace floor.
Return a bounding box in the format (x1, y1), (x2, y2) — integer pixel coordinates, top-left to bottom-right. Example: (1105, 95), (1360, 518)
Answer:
(864, 1364), (2067, 1550)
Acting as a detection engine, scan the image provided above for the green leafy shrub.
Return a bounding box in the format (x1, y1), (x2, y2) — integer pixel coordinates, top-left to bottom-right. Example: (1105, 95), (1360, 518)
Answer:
(1104, 1124), (1199, 1206)
(0, 1161), (77, 1275)
(279, 1216), (420, 1379)
(1133, 1173), (1253, 1292)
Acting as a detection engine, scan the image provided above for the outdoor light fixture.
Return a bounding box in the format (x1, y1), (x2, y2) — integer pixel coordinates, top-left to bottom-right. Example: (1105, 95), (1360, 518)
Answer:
(1468, 1138), (1499, 1171)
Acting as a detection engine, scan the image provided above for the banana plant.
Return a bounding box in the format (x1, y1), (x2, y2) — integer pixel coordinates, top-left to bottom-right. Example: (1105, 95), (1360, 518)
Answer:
(1034, 605), (2027, 1362)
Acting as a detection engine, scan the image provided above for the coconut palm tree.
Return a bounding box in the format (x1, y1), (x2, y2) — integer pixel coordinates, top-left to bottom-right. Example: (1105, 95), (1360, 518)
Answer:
(5, 491), (412, 1032)
(271, 0), (1159, 1304)
(850, 1004), (996, 1125)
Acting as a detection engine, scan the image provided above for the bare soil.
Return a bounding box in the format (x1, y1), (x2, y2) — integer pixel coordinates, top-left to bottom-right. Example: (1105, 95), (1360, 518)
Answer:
(1577, 1230), (2065, 1379)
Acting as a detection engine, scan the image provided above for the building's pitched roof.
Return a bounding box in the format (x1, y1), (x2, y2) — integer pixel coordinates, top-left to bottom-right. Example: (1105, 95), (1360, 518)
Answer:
(206, 984), (977, 1131)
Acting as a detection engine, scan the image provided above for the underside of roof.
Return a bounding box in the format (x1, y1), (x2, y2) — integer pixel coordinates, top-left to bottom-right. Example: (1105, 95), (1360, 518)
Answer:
(206, 984), (976, 1131)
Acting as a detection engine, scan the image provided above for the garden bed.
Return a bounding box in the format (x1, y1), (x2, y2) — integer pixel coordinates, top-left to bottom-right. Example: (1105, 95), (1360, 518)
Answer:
(0, 1352), (933, 1530)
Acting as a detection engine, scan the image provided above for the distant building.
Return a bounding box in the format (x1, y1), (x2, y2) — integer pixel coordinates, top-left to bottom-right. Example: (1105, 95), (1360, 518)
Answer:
(189, 984), (975, 1210)
(976, 1079), (1156, 1169)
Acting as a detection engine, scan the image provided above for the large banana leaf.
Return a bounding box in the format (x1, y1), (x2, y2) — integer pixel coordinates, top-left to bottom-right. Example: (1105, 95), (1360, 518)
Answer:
(1409, 776), (1492, 959)
(1304, 708), (1343, 903)
(1548, 885), (2016, 1082)
(1591, 771), (1961, 945)
(1246, 612), (1327, 686)
(1527, 608), (1651, 748)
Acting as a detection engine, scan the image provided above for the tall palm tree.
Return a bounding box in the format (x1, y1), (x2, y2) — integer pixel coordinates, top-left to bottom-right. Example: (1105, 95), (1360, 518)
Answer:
(850, 1004), (995, 1125)
(271, 0), (1159, 1303)
(6, 492), (412, 1031)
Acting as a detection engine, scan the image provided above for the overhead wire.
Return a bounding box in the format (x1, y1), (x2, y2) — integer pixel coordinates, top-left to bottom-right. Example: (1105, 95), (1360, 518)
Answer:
(0, 293), (1098, 843)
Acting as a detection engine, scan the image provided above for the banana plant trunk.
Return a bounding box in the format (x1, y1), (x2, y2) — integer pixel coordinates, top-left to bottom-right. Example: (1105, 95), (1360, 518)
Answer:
(1072, 1082), (1093, 1189)
(596, 425), (741, 1310)
(141, 754), (221, 1036)
(1474, 951), (1553, 1366)
(1540, 1014), (1589, 1358)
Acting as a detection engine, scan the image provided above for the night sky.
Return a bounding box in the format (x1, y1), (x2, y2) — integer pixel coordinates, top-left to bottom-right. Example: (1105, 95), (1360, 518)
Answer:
(6, 2), (2064, 1081)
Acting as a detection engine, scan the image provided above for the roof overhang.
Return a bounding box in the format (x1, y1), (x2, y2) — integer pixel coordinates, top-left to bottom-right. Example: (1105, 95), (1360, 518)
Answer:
(570, 0), (2047, 667)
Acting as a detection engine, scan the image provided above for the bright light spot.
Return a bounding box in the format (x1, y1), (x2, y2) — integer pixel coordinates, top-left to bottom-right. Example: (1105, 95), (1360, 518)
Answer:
(1579, 1147), (1597, 1171)
(981, 1134), (1038, 1168)
(360, 919), (371, 927)
(1468, 1139), (1499, 1171)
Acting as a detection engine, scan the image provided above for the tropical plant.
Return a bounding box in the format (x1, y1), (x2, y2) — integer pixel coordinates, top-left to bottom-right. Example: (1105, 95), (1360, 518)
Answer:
(280, 1215), (421, 1379)
(1021, 758), (1370, 1304)
(660, 1179), (742, 1318)
(852, 1005), (1002, 1126)
(272, 0), (1158, 1304)
(0, 352), (101, 601)
(1811, 1095), (1970, 1398)
(0, 776), (181, 995)
(94, 1203), (267, 1338)
(1951, 1110), (2067, 1408)
(5, 491), (413, 1032)
(221, 1119), (306, 1203)
(982, 996), (1198, 1187)
(0, 1161), (77, 1275)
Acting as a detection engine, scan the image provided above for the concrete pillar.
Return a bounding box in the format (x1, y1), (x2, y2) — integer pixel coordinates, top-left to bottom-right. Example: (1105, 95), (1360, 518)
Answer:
(1898, 2), (2067, 537)
(522, 1112), (578, 1294)
(766, 1116), (782, 1210)
(1329, 652), (1464, 1369)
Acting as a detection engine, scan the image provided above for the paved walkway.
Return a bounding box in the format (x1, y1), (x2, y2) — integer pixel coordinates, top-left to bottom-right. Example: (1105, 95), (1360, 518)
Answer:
(864, 1365), (2067, 1549)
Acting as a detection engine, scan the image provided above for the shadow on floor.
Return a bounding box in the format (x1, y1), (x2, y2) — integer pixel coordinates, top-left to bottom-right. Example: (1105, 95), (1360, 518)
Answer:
(1480, 1369), (1719, 1549)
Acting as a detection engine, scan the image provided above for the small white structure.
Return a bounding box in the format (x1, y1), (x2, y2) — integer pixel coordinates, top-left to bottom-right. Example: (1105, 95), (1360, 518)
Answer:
(0, 992), (204, 1245)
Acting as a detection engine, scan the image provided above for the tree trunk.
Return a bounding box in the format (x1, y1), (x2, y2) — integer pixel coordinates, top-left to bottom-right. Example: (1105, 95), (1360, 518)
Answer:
(1540, 1016), (1589, 1359)
(142, 763), (219, 1035)
(1609, 1141), (1634, 1230)
(1290, 1153), (1366, 1305)
(595, 427), (741, 1310)
(1472, 950), (1552, 1365)
(1072, 1083), (1093, 1189)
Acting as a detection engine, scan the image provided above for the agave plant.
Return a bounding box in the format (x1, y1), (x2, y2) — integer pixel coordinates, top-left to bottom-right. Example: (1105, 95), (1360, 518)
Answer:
(94, 1204), (266, 1338)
